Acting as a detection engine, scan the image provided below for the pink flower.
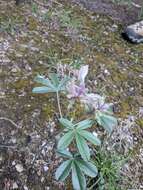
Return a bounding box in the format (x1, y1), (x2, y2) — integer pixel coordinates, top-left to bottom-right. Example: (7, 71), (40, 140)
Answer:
(77, 65), (89, 84)
(66, 65), (89, 99)
(80, 93), (113, 112)
(67, 80), (86, 98)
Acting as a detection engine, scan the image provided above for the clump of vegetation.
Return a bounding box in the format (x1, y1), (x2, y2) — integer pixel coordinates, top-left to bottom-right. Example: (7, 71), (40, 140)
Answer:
(88, 149), (126, 190)
(32, 64), (117, 190)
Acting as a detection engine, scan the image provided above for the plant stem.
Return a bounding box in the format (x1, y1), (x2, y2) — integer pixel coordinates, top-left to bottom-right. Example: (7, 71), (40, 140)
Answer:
(56, 91), (62, 118)
(87, 176), (101, 190)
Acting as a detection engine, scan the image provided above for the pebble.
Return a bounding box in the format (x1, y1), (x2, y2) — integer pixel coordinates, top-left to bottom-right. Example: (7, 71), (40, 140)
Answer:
(15, 164), (24, 173)
(24, 186), (29, 190)
(11, 67), (20, 73)
(93, 131), (98, 137)
(44, 165), (49, 172)
(41, 177), (45, 182)
(12, 182), (18, 189)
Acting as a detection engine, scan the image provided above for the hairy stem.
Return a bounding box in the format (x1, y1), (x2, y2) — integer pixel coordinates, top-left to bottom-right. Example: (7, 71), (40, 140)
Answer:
(56, 91), (62, 118)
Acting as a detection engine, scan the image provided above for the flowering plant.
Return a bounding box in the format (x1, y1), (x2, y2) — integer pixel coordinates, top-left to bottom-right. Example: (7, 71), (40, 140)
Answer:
(32, 64), (117, 190)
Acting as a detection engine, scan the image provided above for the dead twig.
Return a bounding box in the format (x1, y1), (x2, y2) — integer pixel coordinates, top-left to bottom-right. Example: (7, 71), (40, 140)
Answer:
(0, 117), (19, 128)
(0, 144), (16, 149)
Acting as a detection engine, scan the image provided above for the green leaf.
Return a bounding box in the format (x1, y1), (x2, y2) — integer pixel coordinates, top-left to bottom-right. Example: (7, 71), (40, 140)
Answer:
(57, 149), (73, 159)
(58, 131), (74, 149)
(55, 160), (72, 181)
(58, 76), (69, 91)
(75, 133), (90, 161)
(72, 162), (86, 190)
(78, 130), (101, 146)
(49, 73), (59, 87)
(59, 118), (74, 129)
(75, 159), (98, 177)
(96, 112), (117, 133)
(76, 119), (93, 130)
(34, 75), (54, 88)
(32, 86), (56, 93)
(33, 74), (68, 94)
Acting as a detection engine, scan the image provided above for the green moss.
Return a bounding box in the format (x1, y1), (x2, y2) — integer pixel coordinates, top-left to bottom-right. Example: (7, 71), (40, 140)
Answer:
(136, 119), (143, 128)
(41, 103), (55, 119)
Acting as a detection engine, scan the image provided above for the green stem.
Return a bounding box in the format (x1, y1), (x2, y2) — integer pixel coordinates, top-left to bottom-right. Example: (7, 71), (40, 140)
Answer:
(87, 176), (101, 190)
(56, 91), (62, 118)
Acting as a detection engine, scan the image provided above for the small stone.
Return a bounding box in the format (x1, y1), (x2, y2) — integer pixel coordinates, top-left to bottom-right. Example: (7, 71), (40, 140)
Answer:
(15, 164), (24, 173)
(11, 67), (20, 73)
(139, 107), (143, 117)
(12, 182), (18, 189)
(25, 64), (31, 71)
(44, 165), (49, 172)
(24, 186), (29, 190)
(12, 161), (16, 166)
(104, 69), (110, 75)
(41, 177), (45, 182)
(93, 131), (98, 137)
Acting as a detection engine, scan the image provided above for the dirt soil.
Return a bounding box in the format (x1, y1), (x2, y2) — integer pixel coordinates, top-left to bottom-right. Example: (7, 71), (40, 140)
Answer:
(70, 0), (143, 25)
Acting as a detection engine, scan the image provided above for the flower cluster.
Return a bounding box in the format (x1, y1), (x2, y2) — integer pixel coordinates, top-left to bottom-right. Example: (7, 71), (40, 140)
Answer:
(58, 64), (113, 114)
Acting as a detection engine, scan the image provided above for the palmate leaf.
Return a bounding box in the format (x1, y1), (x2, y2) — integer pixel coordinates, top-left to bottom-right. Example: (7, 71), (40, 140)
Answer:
(57, 149), (73, 159)
(58, 76), (70, 91)
(78, 130), (101, 146)
(32, 86), (56, 93)
(96, 112), (117, 133)
(58, 118), (101, 161)
(55, 160), (72, 181)
(55, 150), (98, 190)
(34, 75), (55, 88)
(49, 73), (59, 87)
(49, 73), (70, 91)
(33, 74), (69, 94)
(72, 162), (86, 190)
(75, 133), (90, 161)
(75, 159), (98, 177)
(58, 130), (74, 149)
(76, 119), (93, 130)
(59, 118), (74, 129)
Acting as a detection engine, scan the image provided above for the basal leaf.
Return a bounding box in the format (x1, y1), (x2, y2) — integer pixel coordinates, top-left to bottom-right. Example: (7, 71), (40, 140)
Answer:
(58, 131), (74, 149)
(55, 160), (72, 181)
(59, 118), (74, 129)
(96, 112), (117, 133)
(56, 149), (73, 159)
(75, 159), (98, 177)
(76, 119), (93, 130)
(75, 133), (90, 161)
(32, 86), (56, 93)
(72, 162), (86, 190)
(78, 130), (101, 146)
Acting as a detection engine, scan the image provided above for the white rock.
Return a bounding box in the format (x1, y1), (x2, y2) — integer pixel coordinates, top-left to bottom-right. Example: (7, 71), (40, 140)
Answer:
(24, 185), (29, 190)
(15, 164), (24, 173)
(12, 161), (16, 166)
(44, 165), (49, 172)
(12, 182), (18, 189)
(93, 131), (98, 137)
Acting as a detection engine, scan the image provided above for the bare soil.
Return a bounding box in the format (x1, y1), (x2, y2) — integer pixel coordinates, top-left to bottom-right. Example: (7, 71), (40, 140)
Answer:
(70, 0), (143, 25)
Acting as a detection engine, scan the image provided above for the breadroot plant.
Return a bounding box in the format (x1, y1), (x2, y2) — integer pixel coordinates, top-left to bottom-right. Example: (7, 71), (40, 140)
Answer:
(32, 64), (117, 190)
